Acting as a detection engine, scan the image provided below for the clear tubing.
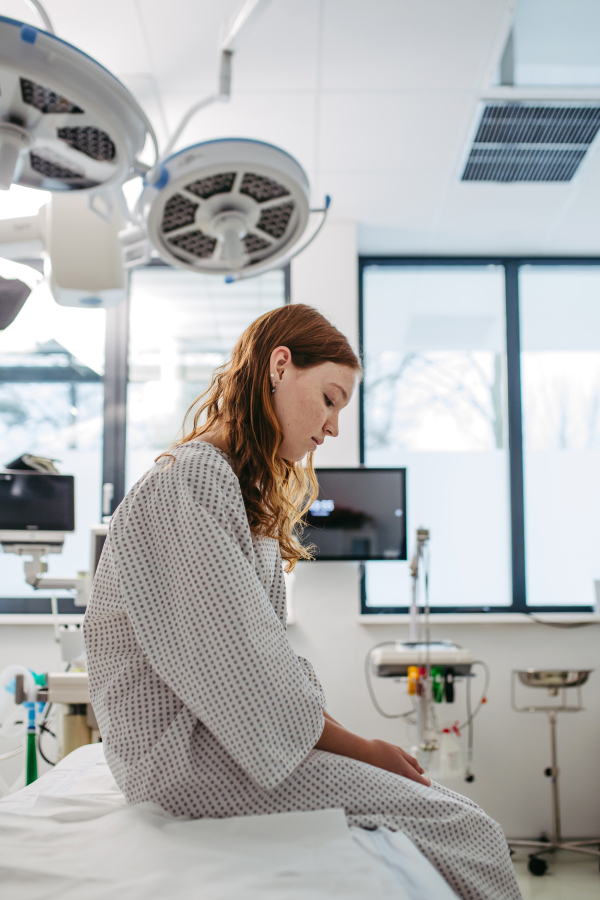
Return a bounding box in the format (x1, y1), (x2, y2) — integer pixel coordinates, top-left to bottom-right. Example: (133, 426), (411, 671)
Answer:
(0, 703), (26, 738)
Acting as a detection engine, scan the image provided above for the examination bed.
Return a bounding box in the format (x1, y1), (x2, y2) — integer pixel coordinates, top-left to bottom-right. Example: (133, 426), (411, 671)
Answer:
(0, 744), (458, 900)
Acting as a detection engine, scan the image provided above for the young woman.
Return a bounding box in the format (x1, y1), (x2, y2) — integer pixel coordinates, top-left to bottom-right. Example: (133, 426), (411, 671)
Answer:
(84, 304), (521, 900)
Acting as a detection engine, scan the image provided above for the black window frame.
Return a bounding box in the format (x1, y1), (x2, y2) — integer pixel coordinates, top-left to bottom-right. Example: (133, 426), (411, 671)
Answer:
(359, 256), (600, 616)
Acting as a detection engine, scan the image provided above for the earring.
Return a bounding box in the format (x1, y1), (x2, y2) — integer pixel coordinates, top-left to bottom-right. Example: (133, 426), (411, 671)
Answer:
(270, 373), (276, 394)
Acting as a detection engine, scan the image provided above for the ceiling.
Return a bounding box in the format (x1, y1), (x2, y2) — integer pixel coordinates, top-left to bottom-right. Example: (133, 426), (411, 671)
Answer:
(2, 0), (600, 256)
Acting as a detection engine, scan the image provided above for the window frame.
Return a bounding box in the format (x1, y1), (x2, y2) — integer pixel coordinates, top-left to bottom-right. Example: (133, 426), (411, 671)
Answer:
(0, 261), (290, 612)
(102, 260), (291, 518)
(358, 256), (600, 616)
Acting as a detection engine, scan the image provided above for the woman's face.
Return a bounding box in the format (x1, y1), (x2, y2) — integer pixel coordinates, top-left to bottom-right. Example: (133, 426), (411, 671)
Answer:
(269, 347), (358, 461)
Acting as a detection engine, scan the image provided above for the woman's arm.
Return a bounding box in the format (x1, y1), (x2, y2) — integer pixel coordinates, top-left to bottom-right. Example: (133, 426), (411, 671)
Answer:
(316, 713), (431, 786)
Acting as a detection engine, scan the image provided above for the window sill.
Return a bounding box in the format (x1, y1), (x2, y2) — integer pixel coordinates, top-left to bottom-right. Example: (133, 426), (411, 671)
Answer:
(0, 614), (84, 625)
(359, 612), (600, 625)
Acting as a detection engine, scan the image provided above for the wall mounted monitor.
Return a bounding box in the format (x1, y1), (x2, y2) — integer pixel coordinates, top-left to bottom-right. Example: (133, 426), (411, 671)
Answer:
(305, 468), (406, 561)
(0, 471), (75, 532)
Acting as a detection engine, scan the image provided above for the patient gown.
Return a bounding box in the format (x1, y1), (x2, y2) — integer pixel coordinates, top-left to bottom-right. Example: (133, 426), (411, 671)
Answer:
(84, 441), (521, 900)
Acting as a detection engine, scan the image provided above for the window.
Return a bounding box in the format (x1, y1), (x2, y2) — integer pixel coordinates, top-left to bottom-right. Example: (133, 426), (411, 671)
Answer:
(0, 259), (286, 612)
(360, 258), (599, 614)
(520, 267), (600, 608)
(126, 267), (286, 489)
(0, 280), (105, 610)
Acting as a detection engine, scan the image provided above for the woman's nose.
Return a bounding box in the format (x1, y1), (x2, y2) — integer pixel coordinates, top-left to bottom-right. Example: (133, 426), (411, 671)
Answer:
(326, 414), (339, 438)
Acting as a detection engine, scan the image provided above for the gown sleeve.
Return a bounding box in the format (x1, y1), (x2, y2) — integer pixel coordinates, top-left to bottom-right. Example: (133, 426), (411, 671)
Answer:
(296, 656), (328, 710)
(109, 446), (324, 791)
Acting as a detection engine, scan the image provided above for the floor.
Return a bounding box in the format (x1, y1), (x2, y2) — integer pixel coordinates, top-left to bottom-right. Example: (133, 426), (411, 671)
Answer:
(513, 850), (599, 899)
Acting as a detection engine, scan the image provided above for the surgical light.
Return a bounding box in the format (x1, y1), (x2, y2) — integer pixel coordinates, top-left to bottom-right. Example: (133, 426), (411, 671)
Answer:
(139, 139), (312, 277)
(0, 13), (156, 193)
(0, 0), (328, 295)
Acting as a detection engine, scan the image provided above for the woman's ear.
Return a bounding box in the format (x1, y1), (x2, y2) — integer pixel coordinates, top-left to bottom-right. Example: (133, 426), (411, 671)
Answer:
(269, 346), (292, 384)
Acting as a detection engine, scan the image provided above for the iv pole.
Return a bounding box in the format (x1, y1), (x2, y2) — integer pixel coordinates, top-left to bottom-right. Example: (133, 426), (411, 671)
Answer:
(409, 527), (429, 642)
(408, 527), (439, 754)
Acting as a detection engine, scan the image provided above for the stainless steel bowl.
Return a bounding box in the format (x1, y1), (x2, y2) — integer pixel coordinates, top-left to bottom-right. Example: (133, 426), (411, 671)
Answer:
(517, 669), (592, 689)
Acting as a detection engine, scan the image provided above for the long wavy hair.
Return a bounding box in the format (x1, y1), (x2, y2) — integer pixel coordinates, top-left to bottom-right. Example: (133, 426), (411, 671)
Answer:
(159, 304), (361, 570)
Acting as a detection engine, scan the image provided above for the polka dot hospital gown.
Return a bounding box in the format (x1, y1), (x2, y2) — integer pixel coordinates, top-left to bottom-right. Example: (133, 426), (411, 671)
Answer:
(84, 441), (522, 900)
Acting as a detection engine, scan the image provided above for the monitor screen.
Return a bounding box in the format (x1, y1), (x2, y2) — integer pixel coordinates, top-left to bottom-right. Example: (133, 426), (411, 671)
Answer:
(304, 468), (406, 561)
(0, 471), (75, 531)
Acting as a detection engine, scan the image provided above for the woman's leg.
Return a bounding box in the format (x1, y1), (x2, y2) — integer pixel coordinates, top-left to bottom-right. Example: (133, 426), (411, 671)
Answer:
(278, 752), (522, 900)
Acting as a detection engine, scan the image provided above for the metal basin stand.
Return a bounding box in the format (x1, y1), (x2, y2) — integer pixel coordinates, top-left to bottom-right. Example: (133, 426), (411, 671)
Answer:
(508, 670), (599, 876)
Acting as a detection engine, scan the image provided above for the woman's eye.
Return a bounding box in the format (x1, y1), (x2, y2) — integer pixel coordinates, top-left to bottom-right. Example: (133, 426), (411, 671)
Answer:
(324, 395), (333, 407)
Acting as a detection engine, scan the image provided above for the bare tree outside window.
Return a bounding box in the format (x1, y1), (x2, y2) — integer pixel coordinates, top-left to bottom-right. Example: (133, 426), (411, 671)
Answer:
(365, 350), (505, 453)
(521, 353), (600, 451)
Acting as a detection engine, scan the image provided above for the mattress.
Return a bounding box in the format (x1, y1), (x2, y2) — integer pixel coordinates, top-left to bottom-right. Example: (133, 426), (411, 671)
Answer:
(0, 744), (458, 900)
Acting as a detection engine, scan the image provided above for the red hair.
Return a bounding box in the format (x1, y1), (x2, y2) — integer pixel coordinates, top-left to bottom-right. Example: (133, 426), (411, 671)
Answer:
(160, 304), (361, 570)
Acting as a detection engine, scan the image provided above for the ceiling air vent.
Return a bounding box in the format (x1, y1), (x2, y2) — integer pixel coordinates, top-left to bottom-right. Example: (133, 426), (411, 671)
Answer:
(462, 103), (600, 182)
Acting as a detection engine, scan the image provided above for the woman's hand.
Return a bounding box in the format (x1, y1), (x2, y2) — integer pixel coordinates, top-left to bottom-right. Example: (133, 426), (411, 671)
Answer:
(363, 739), (430, 786)
(315, 715), (431, 786)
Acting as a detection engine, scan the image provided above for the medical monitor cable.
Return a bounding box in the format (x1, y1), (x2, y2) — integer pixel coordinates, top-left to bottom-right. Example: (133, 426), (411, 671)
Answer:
(364, 645), (417, 723)
(365, 650), (490, 780)
(36, 702), (57, 767)
(459, 660), (490, 782)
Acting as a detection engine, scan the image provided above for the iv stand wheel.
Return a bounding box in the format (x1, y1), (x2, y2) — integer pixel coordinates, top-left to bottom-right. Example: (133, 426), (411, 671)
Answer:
(527, 856), (548, 877)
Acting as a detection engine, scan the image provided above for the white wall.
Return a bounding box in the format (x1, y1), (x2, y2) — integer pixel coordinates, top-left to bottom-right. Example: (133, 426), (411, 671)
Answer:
(290, 220), (600, 839)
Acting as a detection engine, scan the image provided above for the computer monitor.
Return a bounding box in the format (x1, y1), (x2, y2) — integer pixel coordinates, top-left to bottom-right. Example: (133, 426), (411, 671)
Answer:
(304, 468), (406, 561)
(0, 471), (75, 533)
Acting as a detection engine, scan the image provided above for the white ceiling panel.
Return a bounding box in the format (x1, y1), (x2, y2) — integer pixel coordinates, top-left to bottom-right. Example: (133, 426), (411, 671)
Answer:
(120, 74), (169, 148)
(545, 155), (600, 252)
(159, 89), (316, 183)
(133, 0), (241, 94)
(231, 0), (320, 91)
(321, 0), (507, 91)
(317, 168), (446, 230)
(318, 91), (473, 174)
(427, 183), (577, 254)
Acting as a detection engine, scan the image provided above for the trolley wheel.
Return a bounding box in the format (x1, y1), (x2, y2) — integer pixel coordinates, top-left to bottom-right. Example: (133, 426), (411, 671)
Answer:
(527, 857), (548, 877)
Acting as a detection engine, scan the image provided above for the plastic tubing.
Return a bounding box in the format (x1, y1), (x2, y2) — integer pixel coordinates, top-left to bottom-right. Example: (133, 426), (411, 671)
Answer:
(0, 703), (25, 739)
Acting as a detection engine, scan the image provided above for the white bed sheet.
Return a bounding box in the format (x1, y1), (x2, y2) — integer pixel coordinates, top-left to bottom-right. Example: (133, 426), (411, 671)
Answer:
(0, 745), (458, 900)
